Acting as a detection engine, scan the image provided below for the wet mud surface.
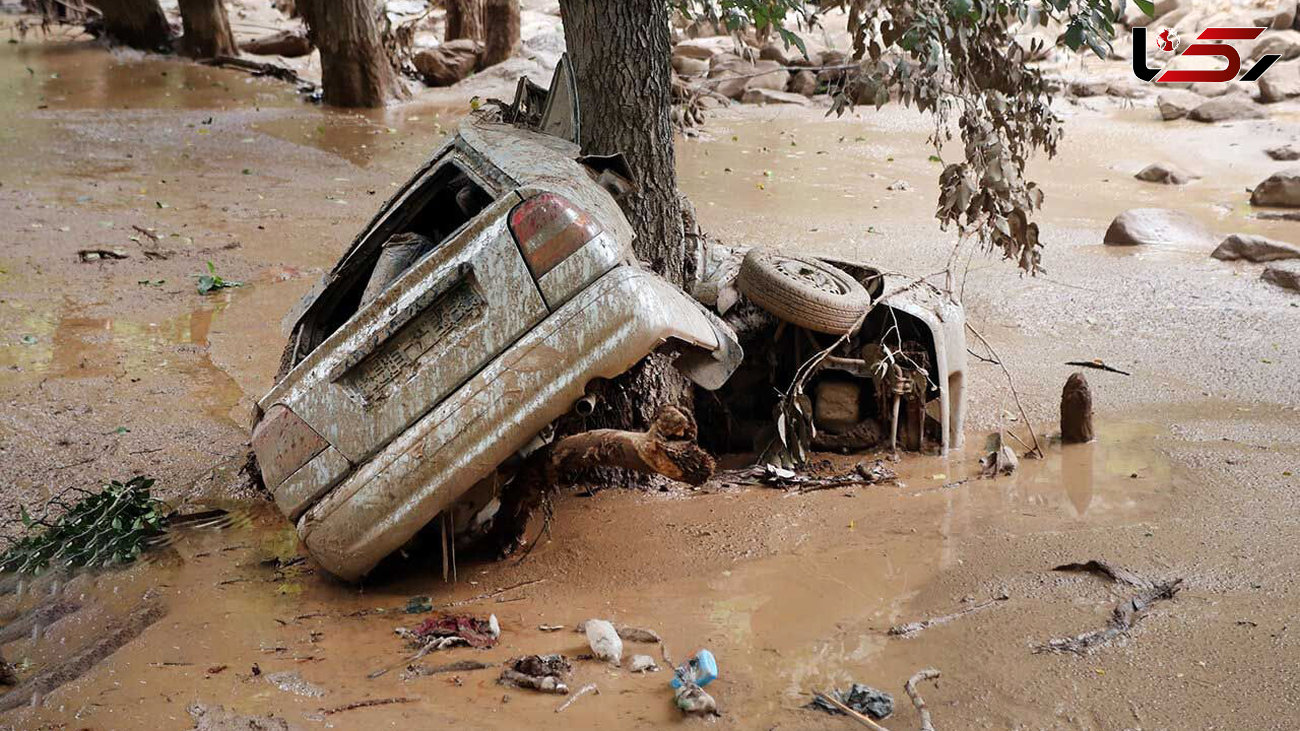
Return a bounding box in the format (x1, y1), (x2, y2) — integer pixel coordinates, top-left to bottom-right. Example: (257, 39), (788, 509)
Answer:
(2, 31), (1299, 731)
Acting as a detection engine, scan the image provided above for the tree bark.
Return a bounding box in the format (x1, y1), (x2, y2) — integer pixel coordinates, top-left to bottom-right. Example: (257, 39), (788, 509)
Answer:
(558, 0), (693, 433)
(177, 0), (237, 58)
(445, 0), (484, 42)
(298, 0), (401, 108)
(91, 0), (171, 51)
(482, 0), (519, 66)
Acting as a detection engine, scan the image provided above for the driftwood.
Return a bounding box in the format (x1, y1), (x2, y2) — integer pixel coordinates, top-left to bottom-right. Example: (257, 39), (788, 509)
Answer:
(1037, 578), (1184, 655)
(485, 406), (715, 556)
(320, 697), (414, 715)
(904, 669), (941, 731)
(1053, 560), (1150, 588)
(889, 593), (1009, 638)
(200, 55), (315, 90)
(404, 659), (493, 677)
(1065, 360), (1131, 376)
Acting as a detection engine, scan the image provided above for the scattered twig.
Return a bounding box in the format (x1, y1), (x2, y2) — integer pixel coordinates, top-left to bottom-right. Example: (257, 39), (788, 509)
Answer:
(555, 683), (599, 712)
(889, 593), (1009, 638)
(905, 669), (941, 731)
(404, 659), (493, 677)
(320, 697), (414, 715)
(964, 323), (1043, 459)
(130, 224), (160, 241)
(1036, 578), (1184, 655)
(446, 578), (546, 608)
(1065, 360), (1131, 376)
(812, 690), (893, 731)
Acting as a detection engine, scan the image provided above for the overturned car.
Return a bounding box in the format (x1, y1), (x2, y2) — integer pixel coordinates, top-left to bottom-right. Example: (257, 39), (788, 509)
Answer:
(252, 58), (965, 581)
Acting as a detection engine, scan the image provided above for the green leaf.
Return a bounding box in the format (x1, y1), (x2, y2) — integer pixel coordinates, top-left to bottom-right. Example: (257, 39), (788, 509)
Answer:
(1132, 0), (1155, 16)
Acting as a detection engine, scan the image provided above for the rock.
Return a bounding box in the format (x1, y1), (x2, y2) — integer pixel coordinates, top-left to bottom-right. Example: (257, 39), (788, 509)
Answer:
(1262, 261), (1300, 292)
(789, 69), (817, 96)
(674, 36), (737, 61)
(1266, 144), (1300, 161)
(1187, 95), (1266, 123)
(1251, 168), (1300, 207)
(1251, 30), (1300, 61)
(1211, 233), (1300, 262)
(1068, 79), (1110, 97)
(239, 29), (311, 58)
(1156, 90), (1205, 120)
(672, 54), (709, 77)
(1135, 162), (1198, 185)
(741, 87), (809, 105)
(1106, 79), (1148, 99)
(1061, 372), (1094, 444)
(1103, 208), (1215, 246)
(1152, 0), (1183, 19)
(759, 42), (788, 64)
(1259, 60), (1300, 103)
(707, 54), (752, 99)
(744, 59), (789, 92)
(187, 703), (290, 731)
(584, 619), (622, 664)
(628, 655), (659, 673)
(413, 39), (483, 87)
(1255, 2), (1297, 29)
(886, 179), (912, 191)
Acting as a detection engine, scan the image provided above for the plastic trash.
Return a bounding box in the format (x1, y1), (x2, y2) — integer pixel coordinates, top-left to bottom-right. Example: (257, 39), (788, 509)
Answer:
(670, 649), (717, 689)
(584, 619), (623, 664)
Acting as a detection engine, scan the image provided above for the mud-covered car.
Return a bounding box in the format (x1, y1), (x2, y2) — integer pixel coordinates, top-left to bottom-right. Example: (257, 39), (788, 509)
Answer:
(253, 58), (966, 582)
(252, 58), (742, 581)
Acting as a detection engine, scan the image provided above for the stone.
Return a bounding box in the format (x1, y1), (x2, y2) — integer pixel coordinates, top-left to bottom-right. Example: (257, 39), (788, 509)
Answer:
(413, 39), (483, 87)
(672, 54), (709, 77)
(759, 42), (789, 64)
(1262, 261), (1300, 292)
(1061, 373), (1094, 444)
(1156, 90), (1205, 120)
(673, 36), (737, 60)
(1266, 144), (1300, 161)
(1250, 30), (1300, 61)
(886, 179), (912, 191)
(1259, 60), (1300, 103)
(1068, 79), (1110, 97)
(741, 87), (809, 105)
(1103, 208), (1215, 246)
(743, 59), (790, 92)
(239, 29), (311, 58)
(1187, 95), (1266, 123)
(1211, 233), (1300, 262)
(1255, 2), (1297, 29)
(628, 655), (659, 673)
(1135, 162), (1198, 185)
(789, 69), (817, 96)
(1251, 168), (1300, 207)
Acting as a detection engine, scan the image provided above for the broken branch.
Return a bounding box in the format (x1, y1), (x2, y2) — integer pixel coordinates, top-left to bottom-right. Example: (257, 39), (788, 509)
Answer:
(1036, 578), (1184, 655)
(889, 593), (1008, 638)
(904, 669), (941, 731)
(964, 323), (1043, 459)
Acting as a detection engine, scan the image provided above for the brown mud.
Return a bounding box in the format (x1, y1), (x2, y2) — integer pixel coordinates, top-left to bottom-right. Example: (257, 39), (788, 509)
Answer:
(2, 24), (1299, 731)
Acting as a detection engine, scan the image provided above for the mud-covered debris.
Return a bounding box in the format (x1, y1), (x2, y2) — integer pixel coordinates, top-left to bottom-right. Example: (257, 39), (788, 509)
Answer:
(403, 659), (494, 678)
(1053, 559), (1151, 588)
(500, 654), (572, 694)
(187, 702), (290, 731)
(404, 613), (500, 650)
(980, 433), (1018, 477)
(628, 655), (660, 673)
(584, 619), (623, 664)
(1037, 578), (1184, 655)
(555, 682), (600, 713)
(538, 624), (564, 632)
(808, 683), (894, 720)
(889, 592), (1010, 638)
(573, 621), (662, 644)
(77, 248), (129, 262)
(265, 670), (326, 698)
(674, 682), (718, 716)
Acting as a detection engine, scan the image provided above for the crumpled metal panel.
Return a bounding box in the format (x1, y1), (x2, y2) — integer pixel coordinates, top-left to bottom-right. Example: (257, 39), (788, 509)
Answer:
(269, 194), (549, 463)
(297, 266), (729, 581)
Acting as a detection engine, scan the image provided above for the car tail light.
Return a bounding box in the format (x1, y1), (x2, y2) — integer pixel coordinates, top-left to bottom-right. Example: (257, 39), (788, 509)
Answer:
(252, 404), (328, 489)
(508, 192), (602, 278)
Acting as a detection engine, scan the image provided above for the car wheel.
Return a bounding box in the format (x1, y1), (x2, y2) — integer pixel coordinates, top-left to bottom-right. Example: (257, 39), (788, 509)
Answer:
(736, 248), (872, 334)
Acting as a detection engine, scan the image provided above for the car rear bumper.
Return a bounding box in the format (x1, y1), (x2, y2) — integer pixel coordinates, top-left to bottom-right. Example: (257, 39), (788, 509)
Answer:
(287, 265), (739, 581)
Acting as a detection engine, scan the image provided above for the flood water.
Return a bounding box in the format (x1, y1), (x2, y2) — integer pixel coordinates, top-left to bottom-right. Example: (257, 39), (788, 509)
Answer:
(2, 26), (1299, 731)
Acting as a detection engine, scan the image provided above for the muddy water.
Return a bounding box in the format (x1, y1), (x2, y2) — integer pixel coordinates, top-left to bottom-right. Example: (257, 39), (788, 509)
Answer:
(2, 25), (1299, 731)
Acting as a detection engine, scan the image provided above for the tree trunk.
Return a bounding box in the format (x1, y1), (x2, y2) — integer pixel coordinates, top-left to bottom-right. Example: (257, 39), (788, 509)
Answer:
(298, 0), (400, 108)
(177, 0), (237, 58)
(557, 0), (692, 434)
(445, 0), (483, 42)
(482, 0), (519, 66)
(91, 0), (171, 51)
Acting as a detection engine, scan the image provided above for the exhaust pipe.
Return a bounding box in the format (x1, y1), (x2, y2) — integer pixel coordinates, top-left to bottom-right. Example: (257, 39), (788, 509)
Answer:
(573, 393), (598, 416)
